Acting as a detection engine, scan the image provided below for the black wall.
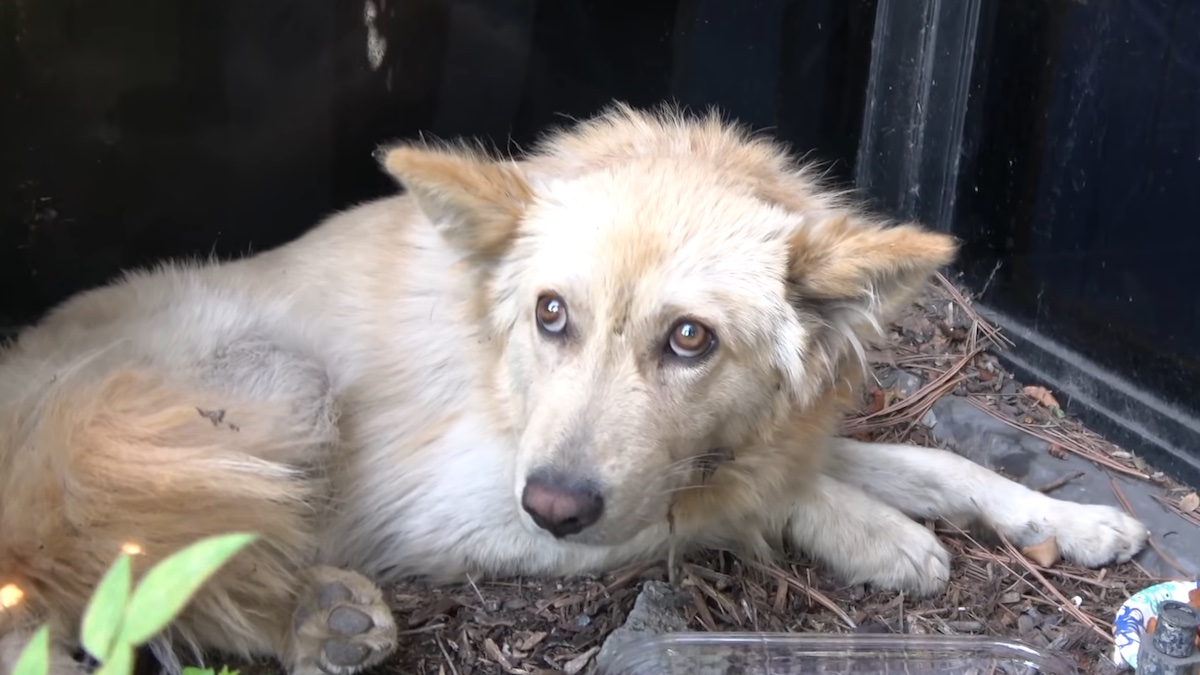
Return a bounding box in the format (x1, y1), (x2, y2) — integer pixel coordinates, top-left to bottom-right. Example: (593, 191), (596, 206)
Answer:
(955, 0), (1200, 421)
(851, 0), (1200, 481)
(0, 0), (878, 329)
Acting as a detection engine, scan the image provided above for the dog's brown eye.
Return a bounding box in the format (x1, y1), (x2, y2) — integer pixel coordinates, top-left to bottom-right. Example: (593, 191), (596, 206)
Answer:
(536, 294), (568, 334)
(668, 320), (715, 359)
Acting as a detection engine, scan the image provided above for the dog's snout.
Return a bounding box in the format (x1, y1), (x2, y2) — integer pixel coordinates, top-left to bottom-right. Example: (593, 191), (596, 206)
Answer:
(521, 471), (604, 538)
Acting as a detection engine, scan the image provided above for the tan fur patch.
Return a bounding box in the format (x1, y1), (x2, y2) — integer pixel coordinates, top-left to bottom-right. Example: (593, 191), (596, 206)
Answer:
(0, 368), (329, 658)
(787, 216), (958, 306)
(381, 144), (532, 259)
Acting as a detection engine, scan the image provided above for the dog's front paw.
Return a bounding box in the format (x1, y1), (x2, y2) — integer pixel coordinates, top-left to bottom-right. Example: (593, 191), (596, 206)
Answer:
(289, 566), (397, 675)
(793, 510), (952, 598)
(853, 518), (953, 597)
(1035, 501), (1149, 568)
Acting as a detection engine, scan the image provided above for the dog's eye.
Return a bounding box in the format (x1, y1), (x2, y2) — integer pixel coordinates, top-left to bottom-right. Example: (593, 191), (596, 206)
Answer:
(667, 320), (715, 359)
(536, 294), (568, 335)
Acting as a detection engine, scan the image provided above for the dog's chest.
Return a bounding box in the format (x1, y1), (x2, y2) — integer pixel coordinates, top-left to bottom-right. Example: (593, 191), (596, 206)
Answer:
(321, 413), (655, 582)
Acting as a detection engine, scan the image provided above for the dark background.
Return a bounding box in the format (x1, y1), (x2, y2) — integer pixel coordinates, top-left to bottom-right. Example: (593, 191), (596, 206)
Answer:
(0, 0), (877, 328)
(953, 0), (1200, 419)
(1, 0), (1197, 464)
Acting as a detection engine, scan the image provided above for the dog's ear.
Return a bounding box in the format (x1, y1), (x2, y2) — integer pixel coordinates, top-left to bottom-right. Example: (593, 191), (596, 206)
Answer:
(379, 144), (532, 258)
(786, 209), (958, 343)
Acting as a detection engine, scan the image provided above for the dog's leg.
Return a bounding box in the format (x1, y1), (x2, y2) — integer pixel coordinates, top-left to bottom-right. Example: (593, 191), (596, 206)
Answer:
(283, 566), (397, 675)
(198, 338), (337, 444)
(786, 473), (953, 596)
(823, 438), (1150, 568)
(187, 340), (399, 672)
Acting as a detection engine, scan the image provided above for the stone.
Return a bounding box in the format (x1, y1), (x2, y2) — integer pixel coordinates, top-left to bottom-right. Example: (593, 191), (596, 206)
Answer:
(595, 581), (691, 672)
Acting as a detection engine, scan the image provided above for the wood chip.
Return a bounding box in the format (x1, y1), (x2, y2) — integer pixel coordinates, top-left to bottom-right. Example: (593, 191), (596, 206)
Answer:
(515, 631), (547, 652)
(563, 647), (599, 675)
(1021, 536), (1061, 567)
(482, 638), (513, 671)
(1181, 492), (1200, 513)
(1023, 385), (1062, 410)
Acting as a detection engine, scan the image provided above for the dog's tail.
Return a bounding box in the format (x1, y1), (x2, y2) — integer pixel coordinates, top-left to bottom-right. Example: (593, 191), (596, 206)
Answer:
(0, 365), (327, 675)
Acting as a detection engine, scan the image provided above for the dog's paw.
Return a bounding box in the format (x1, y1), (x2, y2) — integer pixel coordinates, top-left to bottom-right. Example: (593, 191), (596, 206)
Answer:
(1035, 501), (1149, 568)
(794, 510), (952, 598)
(850, 518), (952, 598)
(289, 566), (397, 675)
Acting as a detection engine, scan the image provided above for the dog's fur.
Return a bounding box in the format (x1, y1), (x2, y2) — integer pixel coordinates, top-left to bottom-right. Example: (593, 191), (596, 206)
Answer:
(0, 105), (1149, 675)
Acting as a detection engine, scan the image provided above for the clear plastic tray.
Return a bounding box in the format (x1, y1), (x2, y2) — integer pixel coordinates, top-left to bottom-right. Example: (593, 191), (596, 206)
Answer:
(596, 632), (1080, 675)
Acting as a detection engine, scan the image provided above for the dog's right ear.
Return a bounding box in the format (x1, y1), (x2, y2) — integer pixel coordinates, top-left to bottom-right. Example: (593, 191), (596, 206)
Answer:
(378, 144), (532, 258)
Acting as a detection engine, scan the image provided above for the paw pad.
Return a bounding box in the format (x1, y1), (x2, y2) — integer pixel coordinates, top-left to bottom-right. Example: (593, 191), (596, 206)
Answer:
(328, 607), (374, 637)
(322, 640), (372, 668)
(291, 567), (398, 675)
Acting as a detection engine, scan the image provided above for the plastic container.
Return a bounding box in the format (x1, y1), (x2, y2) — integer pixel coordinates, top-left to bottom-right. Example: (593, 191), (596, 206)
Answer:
(596, 633), (1080, 675)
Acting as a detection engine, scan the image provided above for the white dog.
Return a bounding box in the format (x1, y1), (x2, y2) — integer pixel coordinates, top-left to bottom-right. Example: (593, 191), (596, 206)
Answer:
(0, 104), (1149, 675)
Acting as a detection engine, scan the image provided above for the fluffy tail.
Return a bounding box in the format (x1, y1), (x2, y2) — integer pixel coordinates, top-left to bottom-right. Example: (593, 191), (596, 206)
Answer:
(0, 366), (336, 674)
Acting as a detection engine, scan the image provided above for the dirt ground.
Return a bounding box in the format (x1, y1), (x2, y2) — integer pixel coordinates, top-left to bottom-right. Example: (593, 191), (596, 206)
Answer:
(234, 274), (1184, 675)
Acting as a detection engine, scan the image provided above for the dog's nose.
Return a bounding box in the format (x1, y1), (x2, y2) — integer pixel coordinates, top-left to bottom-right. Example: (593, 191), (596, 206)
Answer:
(521, 472), (604, 538)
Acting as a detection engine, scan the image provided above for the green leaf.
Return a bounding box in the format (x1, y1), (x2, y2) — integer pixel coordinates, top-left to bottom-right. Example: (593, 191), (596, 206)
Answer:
(12, 626), (50, 675)
(117, 533), (257, 646)
(80, 553), (133, 661)
(218, 666), (240, 675)
(94, 643), (135, 675)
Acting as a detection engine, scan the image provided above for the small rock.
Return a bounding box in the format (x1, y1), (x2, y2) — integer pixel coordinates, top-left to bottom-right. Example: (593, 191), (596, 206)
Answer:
(854, 619), (894, 634)
(1047, 633), (1074, 652)
(946, 620), (984, 633)
(999, 402), (1023, 417)
(595, 581), (691, 672)
(895, 372), (925, 398)
(1025, 609), (1044, 628)
(1017, 612), (1038, 634)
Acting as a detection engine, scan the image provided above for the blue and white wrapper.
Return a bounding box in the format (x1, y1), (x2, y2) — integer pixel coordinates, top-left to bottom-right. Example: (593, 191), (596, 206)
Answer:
(1112, 579), (1200, 669)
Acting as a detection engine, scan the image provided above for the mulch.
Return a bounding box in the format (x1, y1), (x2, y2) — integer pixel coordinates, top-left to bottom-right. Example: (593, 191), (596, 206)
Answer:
(240, 275), (1192, 675)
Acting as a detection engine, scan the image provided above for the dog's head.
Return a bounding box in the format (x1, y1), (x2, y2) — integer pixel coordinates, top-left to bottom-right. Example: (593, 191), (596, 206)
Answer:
(379, 105), (957, 546)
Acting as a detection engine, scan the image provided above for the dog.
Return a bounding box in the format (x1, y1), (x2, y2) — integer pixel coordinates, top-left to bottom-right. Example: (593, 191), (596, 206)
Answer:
(0, 104), (1149, 675)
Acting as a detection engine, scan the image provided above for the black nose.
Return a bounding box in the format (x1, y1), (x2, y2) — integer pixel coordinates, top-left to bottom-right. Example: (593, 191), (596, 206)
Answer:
(521, 470), (605, 538)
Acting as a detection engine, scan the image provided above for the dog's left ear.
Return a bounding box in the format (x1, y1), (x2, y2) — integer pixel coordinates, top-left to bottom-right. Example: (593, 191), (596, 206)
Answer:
(379, 144), (532, 258)
(786, 210), (958, 332)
